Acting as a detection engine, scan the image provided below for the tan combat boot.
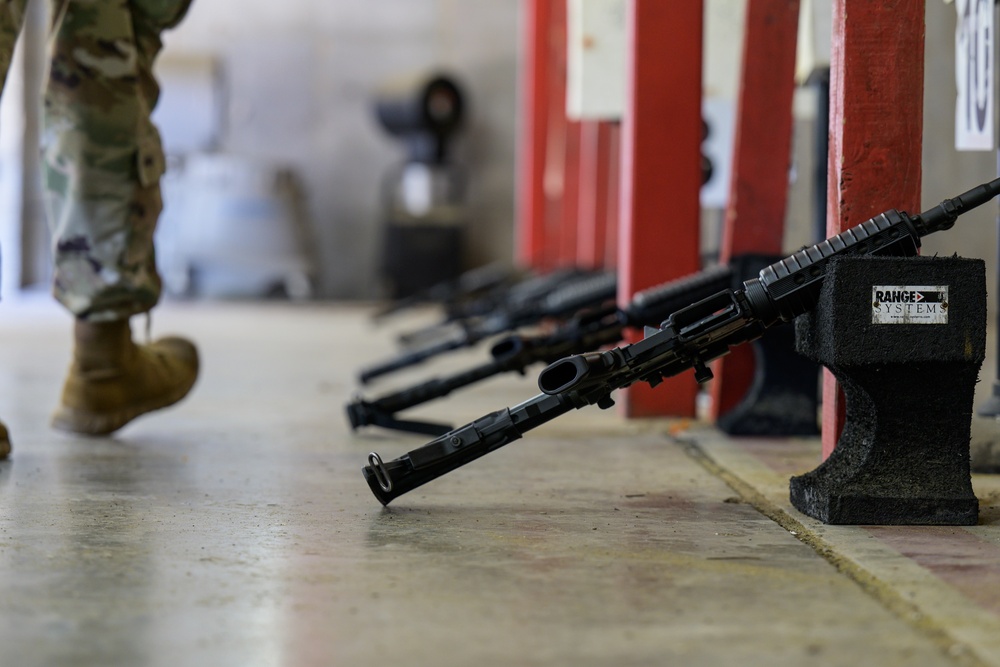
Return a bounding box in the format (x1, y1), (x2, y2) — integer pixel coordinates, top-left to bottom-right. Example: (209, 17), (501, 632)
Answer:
(51, 319), (199, 435)
(0, 420), (10, 459)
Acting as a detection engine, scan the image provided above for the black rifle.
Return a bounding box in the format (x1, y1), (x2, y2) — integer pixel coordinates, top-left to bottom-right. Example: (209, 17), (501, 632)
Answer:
(372, 262), (516, 322)
(393, 266), (594, 348)
(362, 177), (1000, 505)
(358, 270), (619, 384)
(347, 264), (735, 435)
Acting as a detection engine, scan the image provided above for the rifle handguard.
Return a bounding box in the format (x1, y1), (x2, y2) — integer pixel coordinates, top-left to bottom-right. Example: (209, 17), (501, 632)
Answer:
(536, 272), (618, 320)
(626, 264), (734, 327)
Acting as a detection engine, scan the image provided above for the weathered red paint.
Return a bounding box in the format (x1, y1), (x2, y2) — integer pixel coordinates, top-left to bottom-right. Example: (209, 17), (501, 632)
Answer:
(617, 0), (703, 418)
(577, 121), (614, 269)
(516, 0), (568, 271)
(604, 121), (622, 269)
(559, 120), (582, 265)
(516, 0), (550, 269)
(823, 0), (924, 457)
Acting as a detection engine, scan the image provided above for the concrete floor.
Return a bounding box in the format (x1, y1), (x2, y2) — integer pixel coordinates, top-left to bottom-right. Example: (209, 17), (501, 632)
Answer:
(0, 297), (998, 666)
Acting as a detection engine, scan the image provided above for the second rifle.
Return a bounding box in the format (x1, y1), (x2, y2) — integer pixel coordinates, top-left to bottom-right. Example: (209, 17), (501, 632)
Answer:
(346, 264), (736, 434)
(357, 269), (619, 384)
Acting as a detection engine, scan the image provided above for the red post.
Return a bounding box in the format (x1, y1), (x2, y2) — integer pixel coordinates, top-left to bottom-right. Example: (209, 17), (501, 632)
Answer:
(516, 0), (550, 269)
(617, 0), (703, 418)
(559, 120), (582, 265)
(823, 0), (924, 457)
(710, 0), (800, 419)
(516, 0), (568, 271)
(577, 121), (613, 269)
(604, 122), (621, 269)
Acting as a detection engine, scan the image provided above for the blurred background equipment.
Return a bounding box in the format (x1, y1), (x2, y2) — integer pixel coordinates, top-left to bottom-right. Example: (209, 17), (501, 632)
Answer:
(158, 154), (316, 299)
(152, 55), (316, 300)
(373, 73), (469, 299)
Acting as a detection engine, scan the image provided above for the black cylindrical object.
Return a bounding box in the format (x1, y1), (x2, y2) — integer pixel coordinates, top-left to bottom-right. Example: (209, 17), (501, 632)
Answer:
(374, 75), (464, 164)
(374, 74), (469, 299)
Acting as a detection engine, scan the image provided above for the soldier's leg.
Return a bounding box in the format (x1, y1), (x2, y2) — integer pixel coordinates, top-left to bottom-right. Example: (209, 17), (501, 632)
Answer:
(0, 0), (29, 457)
(46, 0), (198, 435)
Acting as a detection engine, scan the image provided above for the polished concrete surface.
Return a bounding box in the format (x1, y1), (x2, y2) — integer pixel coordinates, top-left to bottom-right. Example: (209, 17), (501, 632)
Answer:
(0, 297), (998, 666)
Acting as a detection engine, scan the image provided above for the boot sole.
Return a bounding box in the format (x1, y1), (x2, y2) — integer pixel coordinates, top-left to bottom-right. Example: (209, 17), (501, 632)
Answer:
(51, 376), (197, 436)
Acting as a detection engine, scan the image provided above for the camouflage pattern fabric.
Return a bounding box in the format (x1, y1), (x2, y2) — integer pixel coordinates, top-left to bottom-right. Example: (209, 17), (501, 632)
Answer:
(0, 0), (192, 321)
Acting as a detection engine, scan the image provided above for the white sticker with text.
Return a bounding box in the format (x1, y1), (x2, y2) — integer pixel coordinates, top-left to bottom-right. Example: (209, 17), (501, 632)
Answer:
(872, 286), (948, 324)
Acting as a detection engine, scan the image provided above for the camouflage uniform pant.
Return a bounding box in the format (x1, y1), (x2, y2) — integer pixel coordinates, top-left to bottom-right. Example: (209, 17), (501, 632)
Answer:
(0, 0), (191, 321)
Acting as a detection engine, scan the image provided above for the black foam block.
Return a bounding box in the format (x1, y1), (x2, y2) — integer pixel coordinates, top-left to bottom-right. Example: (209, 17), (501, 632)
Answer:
(790, 255), (985, 525)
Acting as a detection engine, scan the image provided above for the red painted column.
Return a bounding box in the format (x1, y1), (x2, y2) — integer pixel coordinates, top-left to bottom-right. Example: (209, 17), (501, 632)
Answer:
(559, 120), (583, 265)
(516, 0), (568, 271)
(823, 0), (924, 457)
(617, 0), (703, 418)
(710, 0), (799, 419)
(516, 0), (551, 270)
(577, 121), (613, 269)
(604, 121), (621, 269)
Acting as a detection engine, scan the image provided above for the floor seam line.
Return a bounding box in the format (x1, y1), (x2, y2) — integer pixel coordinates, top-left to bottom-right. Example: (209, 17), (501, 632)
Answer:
(676, 436), (989, 667)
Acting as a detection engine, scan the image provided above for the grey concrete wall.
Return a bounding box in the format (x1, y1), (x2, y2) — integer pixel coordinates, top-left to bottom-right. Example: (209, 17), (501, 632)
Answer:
(159, 0), (520, 299)
(920, 1), (997, 296)
(920, 0), (1000, 400)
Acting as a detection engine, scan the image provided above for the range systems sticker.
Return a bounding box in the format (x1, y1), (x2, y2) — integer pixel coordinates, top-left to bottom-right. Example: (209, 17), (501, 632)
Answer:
(872, 286), (948, 324)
